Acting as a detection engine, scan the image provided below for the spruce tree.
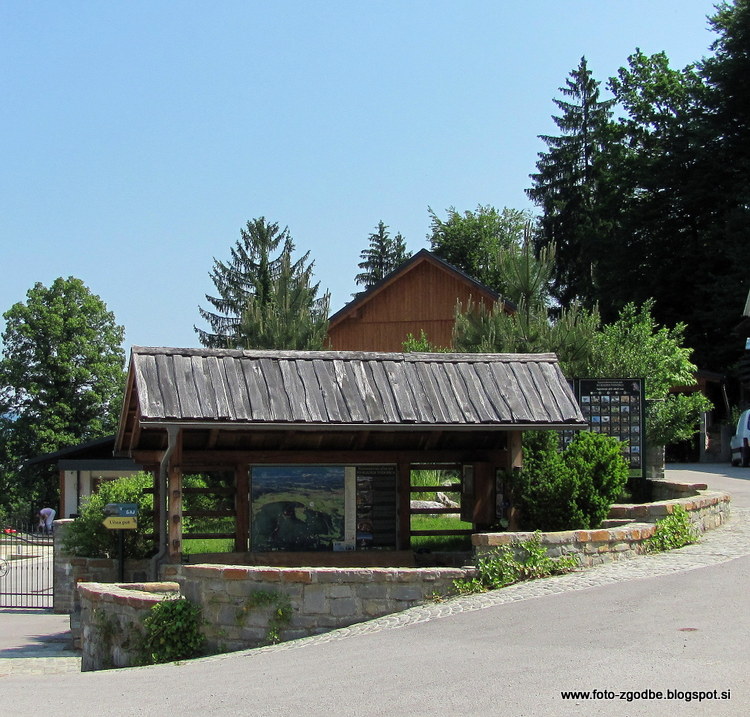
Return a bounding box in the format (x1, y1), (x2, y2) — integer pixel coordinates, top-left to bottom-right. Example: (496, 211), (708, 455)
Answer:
(196, 217), (330, 350)
(354, 221), (410, 290)
(527, 57), (616, 309)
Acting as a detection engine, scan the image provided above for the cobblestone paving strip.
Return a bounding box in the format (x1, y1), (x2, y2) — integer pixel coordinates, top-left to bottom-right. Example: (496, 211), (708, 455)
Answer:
(4, 508), (748, 675)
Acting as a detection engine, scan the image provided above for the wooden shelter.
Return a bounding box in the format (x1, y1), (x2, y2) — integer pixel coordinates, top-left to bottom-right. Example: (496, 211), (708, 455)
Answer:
(26, 436), (141, 519)
(115, 346), (586, 565)
(326, 249), (511, 351)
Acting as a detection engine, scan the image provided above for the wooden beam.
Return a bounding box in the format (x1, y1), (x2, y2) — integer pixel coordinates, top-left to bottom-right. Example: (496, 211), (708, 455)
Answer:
(398, 462), (411, 550)
(235, 464), (249, 552)
(167, 430), (183, 561)
(169, 448), (507, 467)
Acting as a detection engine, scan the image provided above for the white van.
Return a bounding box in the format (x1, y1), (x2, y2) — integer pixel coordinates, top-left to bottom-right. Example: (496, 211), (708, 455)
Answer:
(730, 409), (750, 467)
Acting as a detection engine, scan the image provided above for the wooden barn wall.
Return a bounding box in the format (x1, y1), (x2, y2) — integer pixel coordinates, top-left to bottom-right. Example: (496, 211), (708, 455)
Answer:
(327, 262), (495, 351)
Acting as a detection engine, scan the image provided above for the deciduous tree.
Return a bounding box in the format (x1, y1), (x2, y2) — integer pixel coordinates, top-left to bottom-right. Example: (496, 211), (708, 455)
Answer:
(0, 277), (126, 512)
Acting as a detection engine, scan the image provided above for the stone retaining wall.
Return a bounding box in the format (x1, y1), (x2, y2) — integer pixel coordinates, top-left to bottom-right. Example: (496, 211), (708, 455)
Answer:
(473, 482), (731, 567)
(77, 581), (179, 671)
(53, 519), (150, 616)
(76, 566), (468, 669)
(164, 564), (468, 655)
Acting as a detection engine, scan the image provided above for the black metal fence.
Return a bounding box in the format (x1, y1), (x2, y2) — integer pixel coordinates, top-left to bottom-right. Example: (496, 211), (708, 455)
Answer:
(0, 520), (54, 609)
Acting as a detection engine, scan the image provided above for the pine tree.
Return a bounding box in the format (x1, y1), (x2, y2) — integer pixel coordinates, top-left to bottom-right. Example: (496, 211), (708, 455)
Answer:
(452, 226), (600, 378)
(196, 217), (330, 349)
(354, 221), (410, 290)
(527, 57), (616, 308)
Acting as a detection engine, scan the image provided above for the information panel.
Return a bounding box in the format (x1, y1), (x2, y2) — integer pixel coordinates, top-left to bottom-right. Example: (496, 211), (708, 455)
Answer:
(576, 378), (646, 476)
(355, 465), (398, 549)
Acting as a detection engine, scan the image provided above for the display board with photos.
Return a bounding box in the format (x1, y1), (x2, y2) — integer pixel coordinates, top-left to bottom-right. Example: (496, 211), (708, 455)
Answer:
(576, 378), (645, 476)
(355, 465), (398, 549)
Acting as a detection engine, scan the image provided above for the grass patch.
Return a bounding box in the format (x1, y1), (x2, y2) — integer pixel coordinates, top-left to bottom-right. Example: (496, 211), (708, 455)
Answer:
(181, 538), (235, 555)
(410, 514), (472, 551)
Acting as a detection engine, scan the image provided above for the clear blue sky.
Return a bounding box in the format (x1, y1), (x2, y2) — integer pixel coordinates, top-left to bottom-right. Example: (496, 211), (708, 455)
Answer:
(0, 1), (718, 350)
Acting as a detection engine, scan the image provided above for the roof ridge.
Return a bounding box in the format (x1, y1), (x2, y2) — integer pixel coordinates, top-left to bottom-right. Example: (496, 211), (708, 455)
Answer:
(130, 346), (559, 363)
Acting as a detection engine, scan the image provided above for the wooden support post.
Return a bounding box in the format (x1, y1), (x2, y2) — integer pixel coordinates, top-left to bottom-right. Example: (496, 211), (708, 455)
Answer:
(509, 431), (523, 470)
(235, 463), (249, 552)
(397, 463), (411, 551)
(472, 462), (495, 530)
(167, 430), (183, 561)
(146, 464), (160, 552)
(507, 430), (523, 530)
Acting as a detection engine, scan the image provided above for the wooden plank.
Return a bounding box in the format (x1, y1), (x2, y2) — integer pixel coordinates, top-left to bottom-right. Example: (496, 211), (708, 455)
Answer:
(241, 359), (272, 421)
(220, 357), (251, 420)
(429, 363), (464, 423)
(154, 353), (182, 418)
(172, 354), (200, 417)
(333, 359), (366, 422)
(539, 361), (582, 421)
(473, 361), (513, 421)
(205, 355), (233, 419)
(278, 360), (312, 422)
(134, 354), (165, 418)
(259, 357), (293, 421)
(489, 361), (529, 421)
(190, 356), (219, 419)
(367, 360), (400, 422)
(398, 463), (411, 550)
(409, 507), (462, 514)
(409, 529), (473, 536)
(413, 362), (447, 422)
(312, 359), (347, 422)
(295, 358), (329, 422)
(441, 361), (480, 422)
(380, 361), (418, 422)
(235, 463), (249, 552)
(458, 364), (497, 422)
(402, 360), (435, 422)
(526, 362), (558, 422)
(508, 363), (539, 422)
(351, 360), (385, 422)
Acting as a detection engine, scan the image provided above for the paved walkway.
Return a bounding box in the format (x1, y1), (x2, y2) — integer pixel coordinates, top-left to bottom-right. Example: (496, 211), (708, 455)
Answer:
(1, 472), (747, 677)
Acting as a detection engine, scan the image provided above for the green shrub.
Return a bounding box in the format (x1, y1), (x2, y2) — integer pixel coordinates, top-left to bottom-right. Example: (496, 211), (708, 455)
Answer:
(564, 431), (630, 529)
(514, 431), (629, 531)
(513, 432), (581, 531)
(62, 472), (154, 558)
(644, 505), (700, 553)
(454, 531), (578, 594)
(139, 597), (205, 664)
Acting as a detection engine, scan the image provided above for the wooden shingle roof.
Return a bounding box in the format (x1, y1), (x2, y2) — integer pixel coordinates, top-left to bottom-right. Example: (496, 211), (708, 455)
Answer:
(121, 347), (585, 433)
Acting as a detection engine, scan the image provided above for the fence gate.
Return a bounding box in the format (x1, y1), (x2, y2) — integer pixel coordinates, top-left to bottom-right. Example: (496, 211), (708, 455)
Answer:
(0, 520), (54, 609)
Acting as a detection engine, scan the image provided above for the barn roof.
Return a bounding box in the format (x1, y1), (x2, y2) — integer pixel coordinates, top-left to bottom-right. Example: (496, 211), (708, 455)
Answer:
(117, 347), (585, 446)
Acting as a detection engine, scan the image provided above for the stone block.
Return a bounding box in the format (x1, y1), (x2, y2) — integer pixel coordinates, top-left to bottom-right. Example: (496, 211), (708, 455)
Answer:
(302, 585), (328, 613)
(330, 597), (358, 617)
(391, 585), (423, 602)
(327, 584), (354, 599)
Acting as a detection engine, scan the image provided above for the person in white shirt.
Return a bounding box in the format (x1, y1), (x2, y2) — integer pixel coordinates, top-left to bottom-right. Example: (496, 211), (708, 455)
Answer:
(38, 507), (56, 534)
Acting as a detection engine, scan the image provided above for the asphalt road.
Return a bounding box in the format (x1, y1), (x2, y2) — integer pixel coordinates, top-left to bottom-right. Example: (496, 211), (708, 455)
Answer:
(0, 463), (748, 717)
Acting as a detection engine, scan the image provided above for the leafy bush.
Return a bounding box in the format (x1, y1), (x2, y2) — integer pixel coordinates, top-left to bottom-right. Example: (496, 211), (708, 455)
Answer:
(454, 531), (578, 594)
(514, 431), (629, 531)
(644, 505), (700, 553)
(563, 431), (630, 528)
(139, 597), (205, 664)
(513, 432), (581, 531)
(62, 472), (154, 558)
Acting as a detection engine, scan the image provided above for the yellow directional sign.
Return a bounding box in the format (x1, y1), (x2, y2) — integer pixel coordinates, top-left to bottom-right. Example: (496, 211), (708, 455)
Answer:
(102, 516), (138, 530)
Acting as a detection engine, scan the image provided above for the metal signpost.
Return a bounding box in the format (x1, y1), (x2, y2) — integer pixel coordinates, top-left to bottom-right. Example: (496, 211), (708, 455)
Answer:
(102, 503), (139, 581)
